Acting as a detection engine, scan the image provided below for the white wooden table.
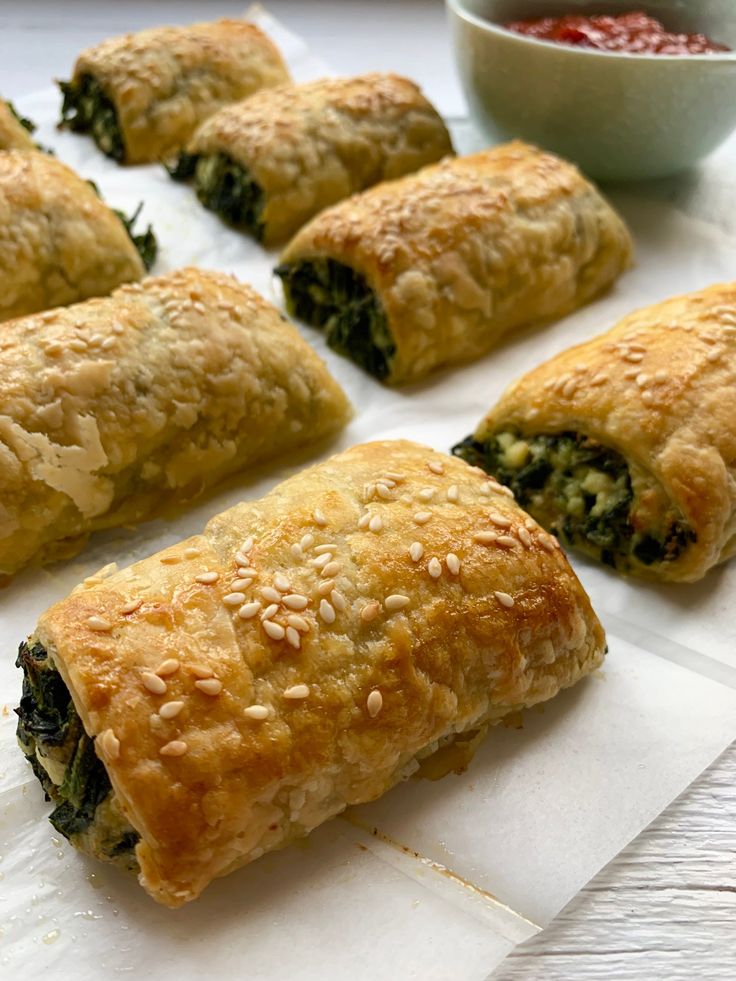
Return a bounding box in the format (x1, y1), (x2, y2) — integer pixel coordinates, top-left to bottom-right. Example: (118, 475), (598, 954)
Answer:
(1, 2), (733, 977)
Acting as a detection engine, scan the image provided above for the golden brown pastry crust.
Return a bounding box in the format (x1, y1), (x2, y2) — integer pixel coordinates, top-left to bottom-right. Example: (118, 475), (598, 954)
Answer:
(0, 151), (145, 322)
(280, 140), (633, 384)
(0, 99), (36, 151)
(470, 283), (736, 582)
(0, 267), (351, 575)
(35, 439), (605, 906)
(71, 19), (290, 164)
(186, 73), (453, 244)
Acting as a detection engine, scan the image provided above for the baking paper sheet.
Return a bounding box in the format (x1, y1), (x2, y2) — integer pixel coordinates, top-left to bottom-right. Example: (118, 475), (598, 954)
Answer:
(1, 8), (735, 979)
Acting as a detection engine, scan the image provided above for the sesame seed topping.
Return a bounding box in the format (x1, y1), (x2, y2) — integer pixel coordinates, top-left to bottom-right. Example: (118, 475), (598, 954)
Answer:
(409, 541), (424, 562)
(287, 614), (310, 632)
(195, 571), (219, 585)
(497, 485), (515, 499)
(428, 461), (444, 474)
(190, 664), (213, 679)
(159, 554), (181, 565)
(241, 537), (254, 554)
(195, 678), (223, 696)
(623, 352), (644, 363)
(286, 626), (301, 649)
(641, 391), (655, 405)
(273, 573), (291, 592)
(369, 515), (383, 533)
(474, 531), (498, 545)
(99, 728), (120, 760)
(518, 527), (532, 548)
(234, 551), (249, 567)
(399, 494), (413, 505)
(238, 601), (261, 619)
(488, 512), (512, 528)
(331, 589), (347, 612)
(238, 567), (257, 578)
(590, 373), (608, 387)
(142, 672), (167, 695)
(313, 509), (328, 527)
(496, 535), (518, 548)
(319, 599), (336, 624)
(244, 705), (269, 720)
(446, 553), (461, 575)
(367, 690), (383, 718)
(447, 485), (459, 503)
(358, 513), (371, 529)
(539, 536), (556, 552)
(284, 684), (310, 700)
(291, 543), (303, 559)
(87, 615), (112, 631)
(361, 600), (381, 622)
(383, 471), (406, 482)
(156, 658), (180, 677)
(223, 592), (246, 606)
(160, 740), (188, 757)
(159, 700), (184, 719)
(283, 593), (308, 610)
(121, 599), (142, 615)
(384, 594), (410, 611)
(418, 488), (435, 502)
(479, 482), (492, 496)
(413, 511), (432, 525)
(311, 553), (332, 569)
(261, 586), (282, 603)
(231, 577), (253, 591)
(263, 620), (286, 640)
(300, 533), (315, 550)
(261, 603), (280, 620)
(317, 579), (335, 595)
(376, 483), (393, 500)
(494, 591), (515, 608)
(314, 543), (337, 555)
(322, 561), (340, 577)
(428, 557), (442, 579)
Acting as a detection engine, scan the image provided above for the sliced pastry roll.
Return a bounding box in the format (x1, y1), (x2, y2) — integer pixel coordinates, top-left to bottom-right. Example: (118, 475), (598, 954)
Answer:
(171, 73), (453, 245)
(276, 141), (633, 384)
(0, 267), (350, 576)
(16, 439), (605, 906)
(454, 283), (736, 582)
(0, 97), (37, 151)
(59, 19), (290, 164)
(0, 151), (155, 321)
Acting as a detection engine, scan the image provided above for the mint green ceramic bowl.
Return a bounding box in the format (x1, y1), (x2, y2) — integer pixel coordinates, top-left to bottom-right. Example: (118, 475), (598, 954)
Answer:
(447, 0), (736, 180)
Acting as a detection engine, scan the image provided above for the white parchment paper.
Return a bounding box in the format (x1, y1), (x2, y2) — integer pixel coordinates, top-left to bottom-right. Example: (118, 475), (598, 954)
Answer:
(1, 9), (735, 980)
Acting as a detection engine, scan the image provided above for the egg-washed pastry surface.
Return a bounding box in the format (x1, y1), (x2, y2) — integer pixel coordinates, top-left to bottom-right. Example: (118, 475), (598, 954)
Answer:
(0, 97), (37, 151)
(0, 151), (156, 322)
(16, 440), (606, 907)
(170, 73), (453, 246)
(59, 19), (290, 164)
(0, 267), (350, 576)
(454, 283), (736, 582)
(276, 141), (633, 384)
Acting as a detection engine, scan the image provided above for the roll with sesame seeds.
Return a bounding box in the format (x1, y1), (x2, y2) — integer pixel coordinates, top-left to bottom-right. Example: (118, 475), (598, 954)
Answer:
(454, 283), (736, 582)
(0, 267), (350, 576)
(276, 140), (633, 383)
(58, 19), (290, 164)
(16, 439), (605, 906)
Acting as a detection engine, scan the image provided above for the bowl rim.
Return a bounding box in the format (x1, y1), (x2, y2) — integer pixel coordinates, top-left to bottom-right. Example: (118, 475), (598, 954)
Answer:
(446, 0), (736, 62)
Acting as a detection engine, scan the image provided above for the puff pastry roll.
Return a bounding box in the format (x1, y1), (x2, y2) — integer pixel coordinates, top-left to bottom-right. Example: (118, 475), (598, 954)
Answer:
(171, 73), (453, 245)
(16, 439), (605, 906)
(59, 20), (290, 164)
(276, 141), (633, 384)
(0, 267), (350, 576)
(0, 98), (37, 151)
(0, 151), (155, 322)
(454, 283), (736, 582)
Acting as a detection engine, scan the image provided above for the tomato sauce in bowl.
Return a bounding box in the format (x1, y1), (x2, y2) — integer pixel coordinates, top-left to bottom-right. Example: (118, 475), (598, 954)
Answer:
(505, 11), (731, 54)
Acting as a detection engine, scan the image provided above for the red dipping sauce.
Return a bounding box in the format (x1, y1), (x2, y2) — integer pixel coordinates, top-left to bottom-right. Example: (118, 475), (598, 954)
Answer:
(505, 11), (731, 54)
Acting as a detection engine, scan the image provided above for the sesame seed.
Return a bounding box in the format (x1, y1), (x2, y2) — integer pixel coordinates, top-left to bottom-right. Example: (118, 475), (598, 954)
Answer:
(311, 553), (332, 569)
(159, 700), (184, 719)
(313, 509), (327, 527)
(428, 461), (444, 474)
(121, 599), (142, 615)
(376, 483), (393, 500)
(231, 578), (253, 591)
(195, 678), (223, 696)
(384, 594), (410, 611)
(518, 527), (532, 548)
(488, 513), (512, 528)
(409, 541), (424, 562)
(479, 482), (492, 496)
(286, 626), (301, 649)
(319, 599), (336, 624)
(418, 488), (435, 502)
(261, 586), (282, 603)
(195, 571), (219, 585)
(562, 379), (577, 398)
(291, 543), (303, 559)
(156, 658), (180, 677)
(474, 531), (498, 544)
(413, 511), (432, 524)
(641, 391), (655, 405)
(706, 348), (722, 362)
(636, 373), (649, 387)
(244, 705), (269, 720)
(241, 536), (254, 554)
(383, 471), (406, 482)
(378, 478), (396, 489)
(446, 553), (461, 575)
(447, 485), (459, 503)
(223, 592), (246, 606)
(317, 579), (335, 595)
(160, 555), (180, 565)
(234, 551), (249, 567)
(623, 369), (639, 381)
(238, 567), (257, 578)
(369, 515), (383, 533)
(524, 518), (536, 530)
(623, 352), (644, 363)
(367, 690), (383, 718)
(497, 485), (515, 499)
(331, 589), (347, 612)
(190, 664), (213, 679)
(496, 535), (518, 548)
(361, 600), (381, 622)
(358, 513), (371, 529)
(314, 544), (337, 555)
(590, 374), (608, 387)
(287, 614), (310, 632)
(273, 573), (291, 592)
(142, 672), (167, 695)
(539, 536), (556, 552)
(87, 615), (112, 631)
(99, 728), (120, 760)
(300, 533), (315, 550)
(261, 603), (280, 620)
(322, 561), (340, 577)
(263, 620), (286, 640)
(284, 684), (310, 700)
(238, 601), (261, 619)
(428, 557), (442, 579)
(283, 593), (309, 610)
(399, 494), (413, 505)
(160, 740), (188, 757)
(494, 591), (515, 608)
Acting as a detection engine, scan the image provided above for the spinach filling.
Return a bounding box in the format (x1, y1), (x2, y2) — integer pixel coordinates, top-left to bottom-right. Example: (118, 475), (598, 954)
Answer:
(85, 178), (157, 271)
(15, 641), (139, 868)
(170, 151), (266, 240)
(453, 430), (695, 570)
(275, 259), (396, 381)
(59, 74), (125, 162)
(7, 99), (36, 135)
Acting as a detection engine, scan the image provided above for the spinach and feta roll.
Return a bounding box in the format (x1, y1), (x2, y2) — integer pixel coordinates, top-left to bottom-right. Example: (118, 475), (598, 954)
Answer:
(0, 267), (350, 576)
(0, 151), (155, 321)
(276, 141), (633, 384)
(59, 19), (290, 164)
(0, 97), (37, 151)
(16, 439), (605, 906)
(170, 74), (453, 245)
(454, 283), (736, 582)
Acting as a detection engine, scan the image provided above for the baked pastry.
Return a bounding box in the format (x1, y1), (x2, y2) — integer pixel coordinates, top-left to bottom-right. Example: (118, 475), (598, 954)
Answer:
(453, 283), (736, 582)
(170, 73), (453, 246)
(0, 267), (350, 576)
(0, 97), (37, 151)
(276, 140), (633, 384)
(16, 439), (605, 906)
(59, 19), (290, 164)
(0, 151), (155, 321)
